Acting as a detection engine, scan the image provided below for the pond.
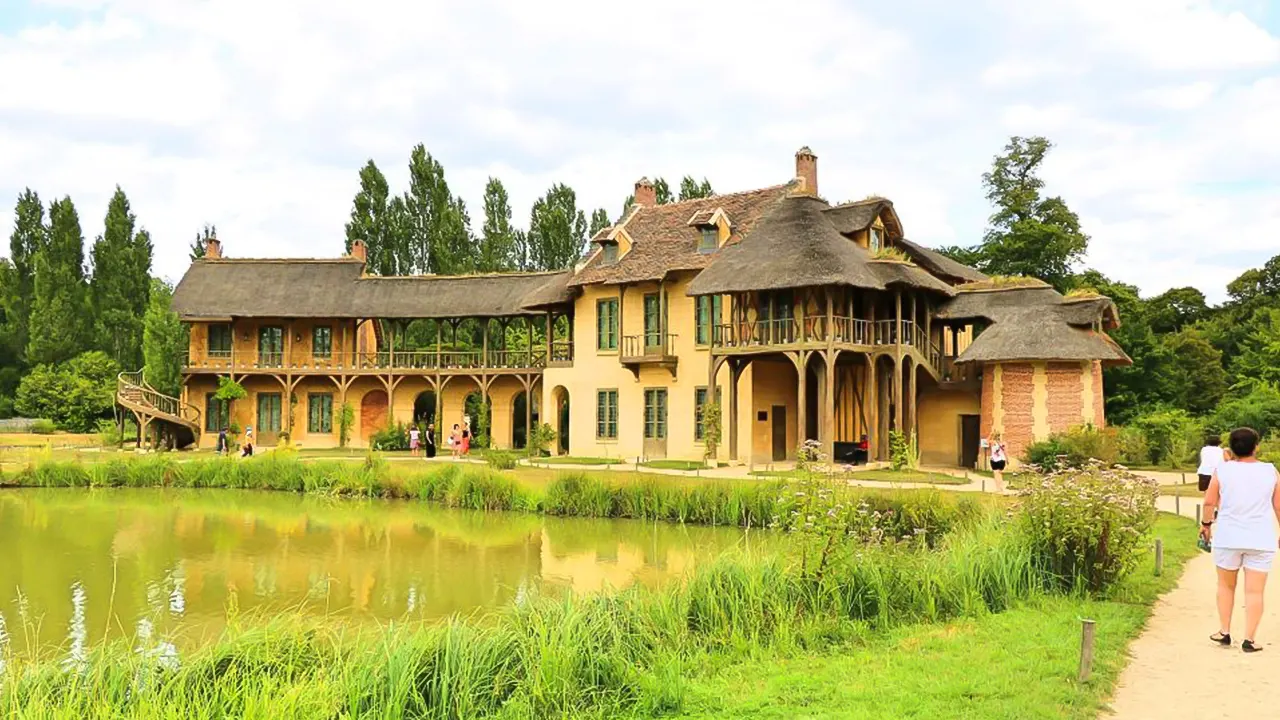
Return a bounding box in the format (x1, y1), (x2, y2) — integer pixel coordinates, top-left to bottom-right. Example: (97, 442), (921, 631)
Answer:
(0, 489), (761, 661)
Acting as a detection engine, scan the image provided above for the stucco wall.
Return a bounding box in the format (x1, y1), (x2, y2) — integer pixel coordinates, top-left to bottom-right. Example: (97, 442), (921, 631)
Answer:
(749, 358), (798, 465)
(918, 386), (981, 467)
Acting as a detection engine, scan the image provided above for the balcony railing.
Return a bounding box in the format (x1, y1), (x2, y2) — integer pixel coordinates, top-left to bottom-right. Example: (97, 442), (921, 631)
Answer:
(621, 333), (678, 360)
(713, 317), (943, 367)
(183, 347), (560, 373)
(550, 340), (573, 366)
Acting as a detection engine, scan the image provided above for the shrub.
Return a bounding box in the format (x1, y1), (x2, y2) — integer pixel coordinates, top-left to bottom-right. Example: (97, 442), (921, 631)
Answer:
(701, 402), (722, 461)
(338, 402), (355, 448)
(15, 351), (120, 432)
(1208, 384), (1280, 439)
(370, 422), (410, 451)
(526, 422), (556, 458)
(30, 419), (56, 435)
(96, 418), (124, 447)
(1131, 409), (1201, 467)
(1023, 436), (1066, 470)
(1115, 425), (1150, 466)
(486, 450), (517, 470)
(1017, 464), (1159, 593)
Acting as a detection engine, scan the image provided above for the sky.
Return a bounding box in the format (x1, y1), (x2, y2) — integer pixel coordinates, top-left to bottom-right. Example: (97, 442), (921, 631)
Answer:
(0, 0), (1277, 302)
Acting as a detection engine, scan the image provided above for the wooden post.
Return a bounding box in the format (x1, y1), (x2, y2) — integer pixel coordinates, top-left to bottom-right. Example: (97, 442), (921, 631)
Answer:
(1176, 493), (1181, 515)
(1196, 503), (1202, 525)
(729, 360), (739, 462)
(796, 353), (808, 448)
(1078, 619), (1096, 683)
(1154, 538), (1164, 576)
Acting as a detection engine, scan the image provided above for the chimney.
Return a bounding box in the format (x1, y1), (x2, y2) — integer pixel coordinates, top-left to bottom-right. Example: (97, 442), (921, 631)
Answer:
(795, 146), (817, 197)
(349, 239), (367, 263)
(633, 177), (656, 207)
(204, 238), (222, 259)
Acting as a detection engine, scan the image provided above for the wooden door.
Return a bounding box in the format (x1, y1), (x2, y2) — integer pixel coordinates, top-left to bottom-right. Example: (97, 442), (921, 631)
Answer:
(961, 414), (980, 468)
(772, 405), (787, 461)
(256, 392), (282, 446)
(643, 388), (667, 459)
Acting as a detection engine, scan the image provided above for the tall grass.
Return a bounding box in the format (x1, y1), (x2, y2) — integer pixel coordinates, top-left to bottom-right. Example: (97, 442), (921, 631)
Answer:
(0, 518), (1039, 719)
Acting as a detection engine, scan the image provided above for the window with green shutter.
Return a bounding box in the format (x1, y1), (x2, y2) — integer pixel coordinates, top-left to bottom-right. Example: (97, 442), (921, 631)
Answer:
(596, 389), (618, 439)
(205, 393), (229, 432)
(698, 227), (718, 253)
(257, 393), (282, 433)
(644, 388), (667, 439)
(596, 298), (618, 350)
(602, 242), (618, 265)
(312, 326), (332, 358)
(694, 387), (722, 441)
(643, 293), (662, 347)
(308, 393), (333, 433)
(695, 295), (722, 346)
(208, 324), (232, 355)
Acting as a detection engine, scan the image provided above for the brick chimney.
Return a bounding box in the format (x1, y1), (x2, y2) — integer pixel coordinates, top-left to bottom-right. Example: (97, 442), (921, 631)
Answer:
(633, 177), (656, 207)
(204, 238), (222, 259)
(349, 239), (367, 263)
(795, 146), (817, 196)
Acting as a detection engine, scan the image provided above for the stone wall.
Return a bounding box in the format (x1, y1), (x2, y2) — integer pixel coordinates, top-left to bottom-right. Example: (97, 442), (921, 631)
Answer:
(1046, 362), (1085, 434)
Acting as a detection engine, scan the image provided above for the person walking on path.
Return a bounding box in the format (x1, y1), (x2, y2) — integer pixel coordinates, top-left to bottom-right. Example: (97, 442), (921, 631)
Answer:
(1198, 435), (1225, 492)
(989, 433), (1008, 492)
(216, 427), (229, 456)
(449, 424), (461, 459)
(409, 425), (421, 457)
(461, 416), (472, 457)
(241, 427), (254, 457)
(1201, 427), (1280, 653)
(425, 422), (436, 459)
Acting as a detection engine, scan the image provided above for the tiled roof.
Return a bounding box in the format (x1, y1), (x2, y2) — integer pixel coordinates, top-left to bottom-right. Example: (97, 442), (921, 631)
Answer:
(569, 183), (792, 286)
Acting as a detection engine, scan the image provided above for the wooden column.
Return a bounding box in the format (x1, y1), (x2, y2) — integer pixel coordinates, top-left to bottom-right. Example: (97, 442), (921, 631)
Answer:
(545, 312), (553, 360)
(893, 291), (903, 432)
(823, 352), (836, 464)
(524, 376), (533, 449)
(729, 360), (740, 462)
(796, 352), (808, 450)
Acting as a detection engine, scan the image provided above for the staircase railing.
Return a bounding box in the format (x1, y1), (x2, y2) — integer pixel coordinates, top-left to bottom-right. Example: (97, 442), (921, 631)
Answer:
(117, 371), (202, 429)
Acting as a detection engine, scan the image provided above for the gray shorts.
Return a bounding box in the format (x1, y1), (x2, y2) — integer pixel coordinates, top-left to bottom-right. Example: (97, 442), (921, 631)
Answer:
(1214, 548), (1276, 573)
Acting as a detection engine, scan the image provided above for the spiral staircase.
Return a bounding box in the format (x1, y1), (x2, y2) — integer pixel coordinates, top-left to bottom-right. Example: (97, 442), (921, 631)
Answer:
(115, 371), (201, 449)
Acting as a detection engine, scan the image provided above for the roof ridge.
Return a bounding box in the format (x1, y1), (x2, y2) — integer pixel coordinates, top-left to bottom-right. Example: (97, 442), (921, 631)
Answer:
(357, 269), (566, 281)
(827, 196), (893, 210)
(640, 182), (793, 210)
(200, 257), (363, 264)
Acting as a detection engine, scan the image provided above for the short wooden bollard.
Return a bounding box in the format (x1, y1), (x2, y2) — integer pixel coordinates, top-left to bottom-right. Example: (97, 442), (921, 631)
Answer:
(1155, 538), (1164, 576)
(1176, 493), (1181, 516)
(1079, 619), (1097, 683)
(1196, 503), (1202, 525)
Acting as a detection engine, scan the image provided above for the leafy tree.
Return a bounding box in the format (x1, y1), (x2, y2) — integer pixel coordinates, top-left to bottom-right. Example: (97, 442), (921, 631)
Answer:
(588, 208), (611, 237)
(437, 197), (474, 275)
(953, 137), (1089, 291)
(142, 278), (186, 396)
(678, 176), (714, 201)
(90, 187), (151, 370)
(0, 259), (20, 417)
(190, 224), (215, 261)
(478, 178), (517, 272)
(1209, 384), (1280, 438)
(7, 188), (45, 361)
(403, 144), (475, 275)
(1073, 270), (1167, 424)
(1146, 287), (1208, 335)
(344, 160), (393, 275)
(1231, 308), (1280, 389)
(528, 184), (588, 271)
(653, 177), (674, 205)
(1160, 328), (1225, 414)
(513, 229), (531, 271)
(28, 196), (90, 365)
(15, 351), (120, 432)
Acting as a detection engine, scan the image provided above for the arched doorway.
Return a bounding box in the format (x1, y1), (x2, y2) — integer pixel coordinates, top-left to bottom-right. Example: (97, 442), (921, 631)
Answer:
(551, 386), (570, 455)
(512, 392), (528, 450)
(413, 390), (436, 428)
(360, 390), (388, 444)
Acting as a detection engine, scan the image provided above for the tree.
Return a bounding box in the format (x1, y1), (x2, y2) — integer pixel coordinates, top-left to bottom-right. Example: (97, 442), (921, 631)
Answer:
(1146, 287), (1208, 335)
(962, 137), (1089, 291)
(528, 184), (588, 271)
(0, 259), (20, 417)
(678, 176), (714, 201)
(404, 144), (475, 275)
(653, 177), (674, 205)
(7, 189), (45, 361)
(588, 208), (611, 238)
(513, 229), (531, 271)
(190, 224), (216, 261)
(14, 351), (120, 432)
(142, 278), (186, 396)
(1231, 308), (1280, 389)
(28, 196), (89, 366)
(478, 178), (517, 273)
(90, 187), (151, 370)
(1073, 270), (1168, 424)
(344, 160), (393, 275)
(1160, 328), (1225, 414)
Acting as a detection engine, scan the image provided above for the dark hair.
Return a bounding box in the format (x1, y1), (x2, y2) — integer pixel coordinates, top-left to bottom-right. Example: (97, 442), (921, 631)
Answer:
(1206, 436), (1221, 447)
(1229, 427), (1260, 458)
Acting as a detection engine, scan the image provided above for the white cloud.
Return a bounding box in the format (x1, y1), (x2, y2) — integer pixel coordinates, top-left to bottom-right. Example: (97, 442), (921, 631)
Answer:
(1137, 81), (1218, 110)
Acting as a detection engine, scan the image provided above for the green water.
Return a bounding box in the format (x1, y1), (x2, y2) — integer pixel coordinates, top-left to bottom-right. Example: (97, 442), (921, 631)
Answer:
(0, 489), (758, 660)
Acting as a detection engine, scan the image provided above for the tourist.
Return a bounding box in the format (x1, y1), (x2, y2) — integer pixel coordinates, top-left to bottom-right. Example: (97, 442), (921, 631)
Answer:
(449, 423), (460, 458)
(989, 433), (1007, 492)
(409, 424), (421, 457)
(1201, 427), (1280, 653)
(216, 426), (228, 456)
(1198, 435), (1225, 492)
(241, 426), (254, 457)
(425, 422), (436, 459)
(461, 416), (472, 457)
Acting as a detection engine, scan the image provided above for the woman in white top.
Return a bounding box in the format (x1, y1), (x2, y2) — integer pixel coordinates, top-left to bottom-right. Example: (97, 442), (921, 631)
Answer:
(989, 433), (1008, 492)
(1201, 427), (1280, 653)
(1197, 435), (1224, 492)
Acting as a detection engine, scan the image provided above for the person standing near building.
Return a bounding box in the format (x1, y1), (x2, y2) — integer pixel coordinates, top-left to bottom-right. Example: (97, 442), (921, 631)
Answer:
(216, 427), (228, 456)
(989, 433), (1007, 492)
(1198, 435), (1225, 492)
(449, 423), (460, 459)
(241, 426), (254, 457)
(461, 416), (472, 457)
(425, 422), (436, 459)
(409, 425), (421, 457)
(1201, 427), (1280, 653)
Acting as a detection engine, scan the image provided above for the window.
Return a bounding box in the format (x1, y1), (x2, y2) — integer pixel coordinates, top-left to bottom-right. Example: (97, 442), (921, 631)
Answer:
(312, 326), (332, 358)
(205, 393), (229, 432)
(602, 242), (618, 265)
(258, 326), (284, 367)
(869, 227), (883, 252)
(308, 393), (333, 433)
(698, 227), (718, 253)
(644, 388), (667, 439)
(695, 295), (723, 345)
(596, 389), (618, 439)
(257, 393), (282, 433)
(643, 293), (662, 347)
(596, 298), (619, 350)
(694, 387), (722, 441)
(208, 324), (232, 355)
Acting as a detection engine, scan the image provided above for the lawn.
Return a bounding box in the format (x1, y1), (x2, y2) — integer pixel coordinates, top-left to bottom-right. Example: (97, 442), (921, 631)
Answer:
(531, 455), (627, 466)
(0, 432), (101, 448)
(1162, 482), (1206, 498)
(750, 467), (970, 485)
(666, 513), (1199, 719)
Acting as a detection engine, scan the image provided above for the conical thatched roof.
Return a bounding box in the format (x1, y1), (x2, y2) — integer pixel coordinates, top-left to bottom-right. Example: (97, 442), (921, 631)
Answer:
(895, 238), (988, 283)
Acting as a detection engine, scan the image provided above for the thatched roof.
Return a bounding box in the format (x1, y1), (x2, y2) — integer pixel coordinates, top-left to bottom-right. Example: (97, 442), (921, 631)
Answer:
(571, 184), (791, 286)
(824, 197), (903, 237)
(895, 238), (988, 284)
(937, 285), (1129, 365)
(171, 259), (573, 319)
(687, 196), (954, 297)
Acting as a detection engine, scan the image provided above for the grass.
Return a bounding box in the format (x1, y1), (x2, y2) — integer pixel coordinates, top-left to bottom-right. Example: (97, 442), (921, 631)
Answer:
(669, 513), (1199, 719)
(0, 432), (102, 448)
(750, 468), (969, 485)
(535, 456), (628, 466)
(1162, 482), (1205, 498)
(641, 459), (711, 471)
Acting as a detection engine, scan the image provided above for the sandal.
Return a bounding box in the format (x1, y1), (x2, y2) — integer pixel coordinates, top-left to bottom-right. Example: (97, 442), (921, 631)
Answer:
(1243, 639), (1263, 653)
(1211, 632), (1231, 646)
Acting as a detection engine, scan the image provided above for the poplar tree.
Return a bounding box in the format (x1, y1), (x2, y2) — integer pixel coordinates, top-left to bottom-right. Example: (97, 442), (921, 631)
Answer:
(142, 278), (185, 396)
(528, 184), (587, 271)
(7, 189), (45, 361)
(344, 160), (393, 275)
(678, 176), (714, 201)
(190, 224), (216, 261)
(405, 144), (475, 275)
(478, 178), (516, 272)
(90, 187), (150, 369)
(28, 197), (90, 365)
(588, 208), (611, 237)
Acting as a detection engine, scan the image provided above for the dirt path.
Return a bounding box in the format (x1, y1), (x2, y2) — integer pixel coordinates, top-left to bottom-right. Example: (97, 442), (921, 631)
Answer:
(1108, 538), (1280, 718)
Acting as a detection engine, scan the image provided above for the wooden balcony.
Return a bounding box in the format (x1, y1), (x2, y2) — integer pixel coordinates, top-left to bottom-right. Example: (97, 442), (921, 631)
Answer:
(712, 317), (944, 375)
(183, 347), (562, 375)
(620, 333), (678, 379)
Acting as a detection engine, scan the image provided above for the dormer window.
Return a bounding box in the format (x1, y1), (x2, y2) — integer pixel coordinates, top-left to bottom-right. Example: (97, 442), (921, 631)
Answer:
(602, 242), (618, 265)
(699, 227), (718, 253)
(870, 227), (883, 252)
